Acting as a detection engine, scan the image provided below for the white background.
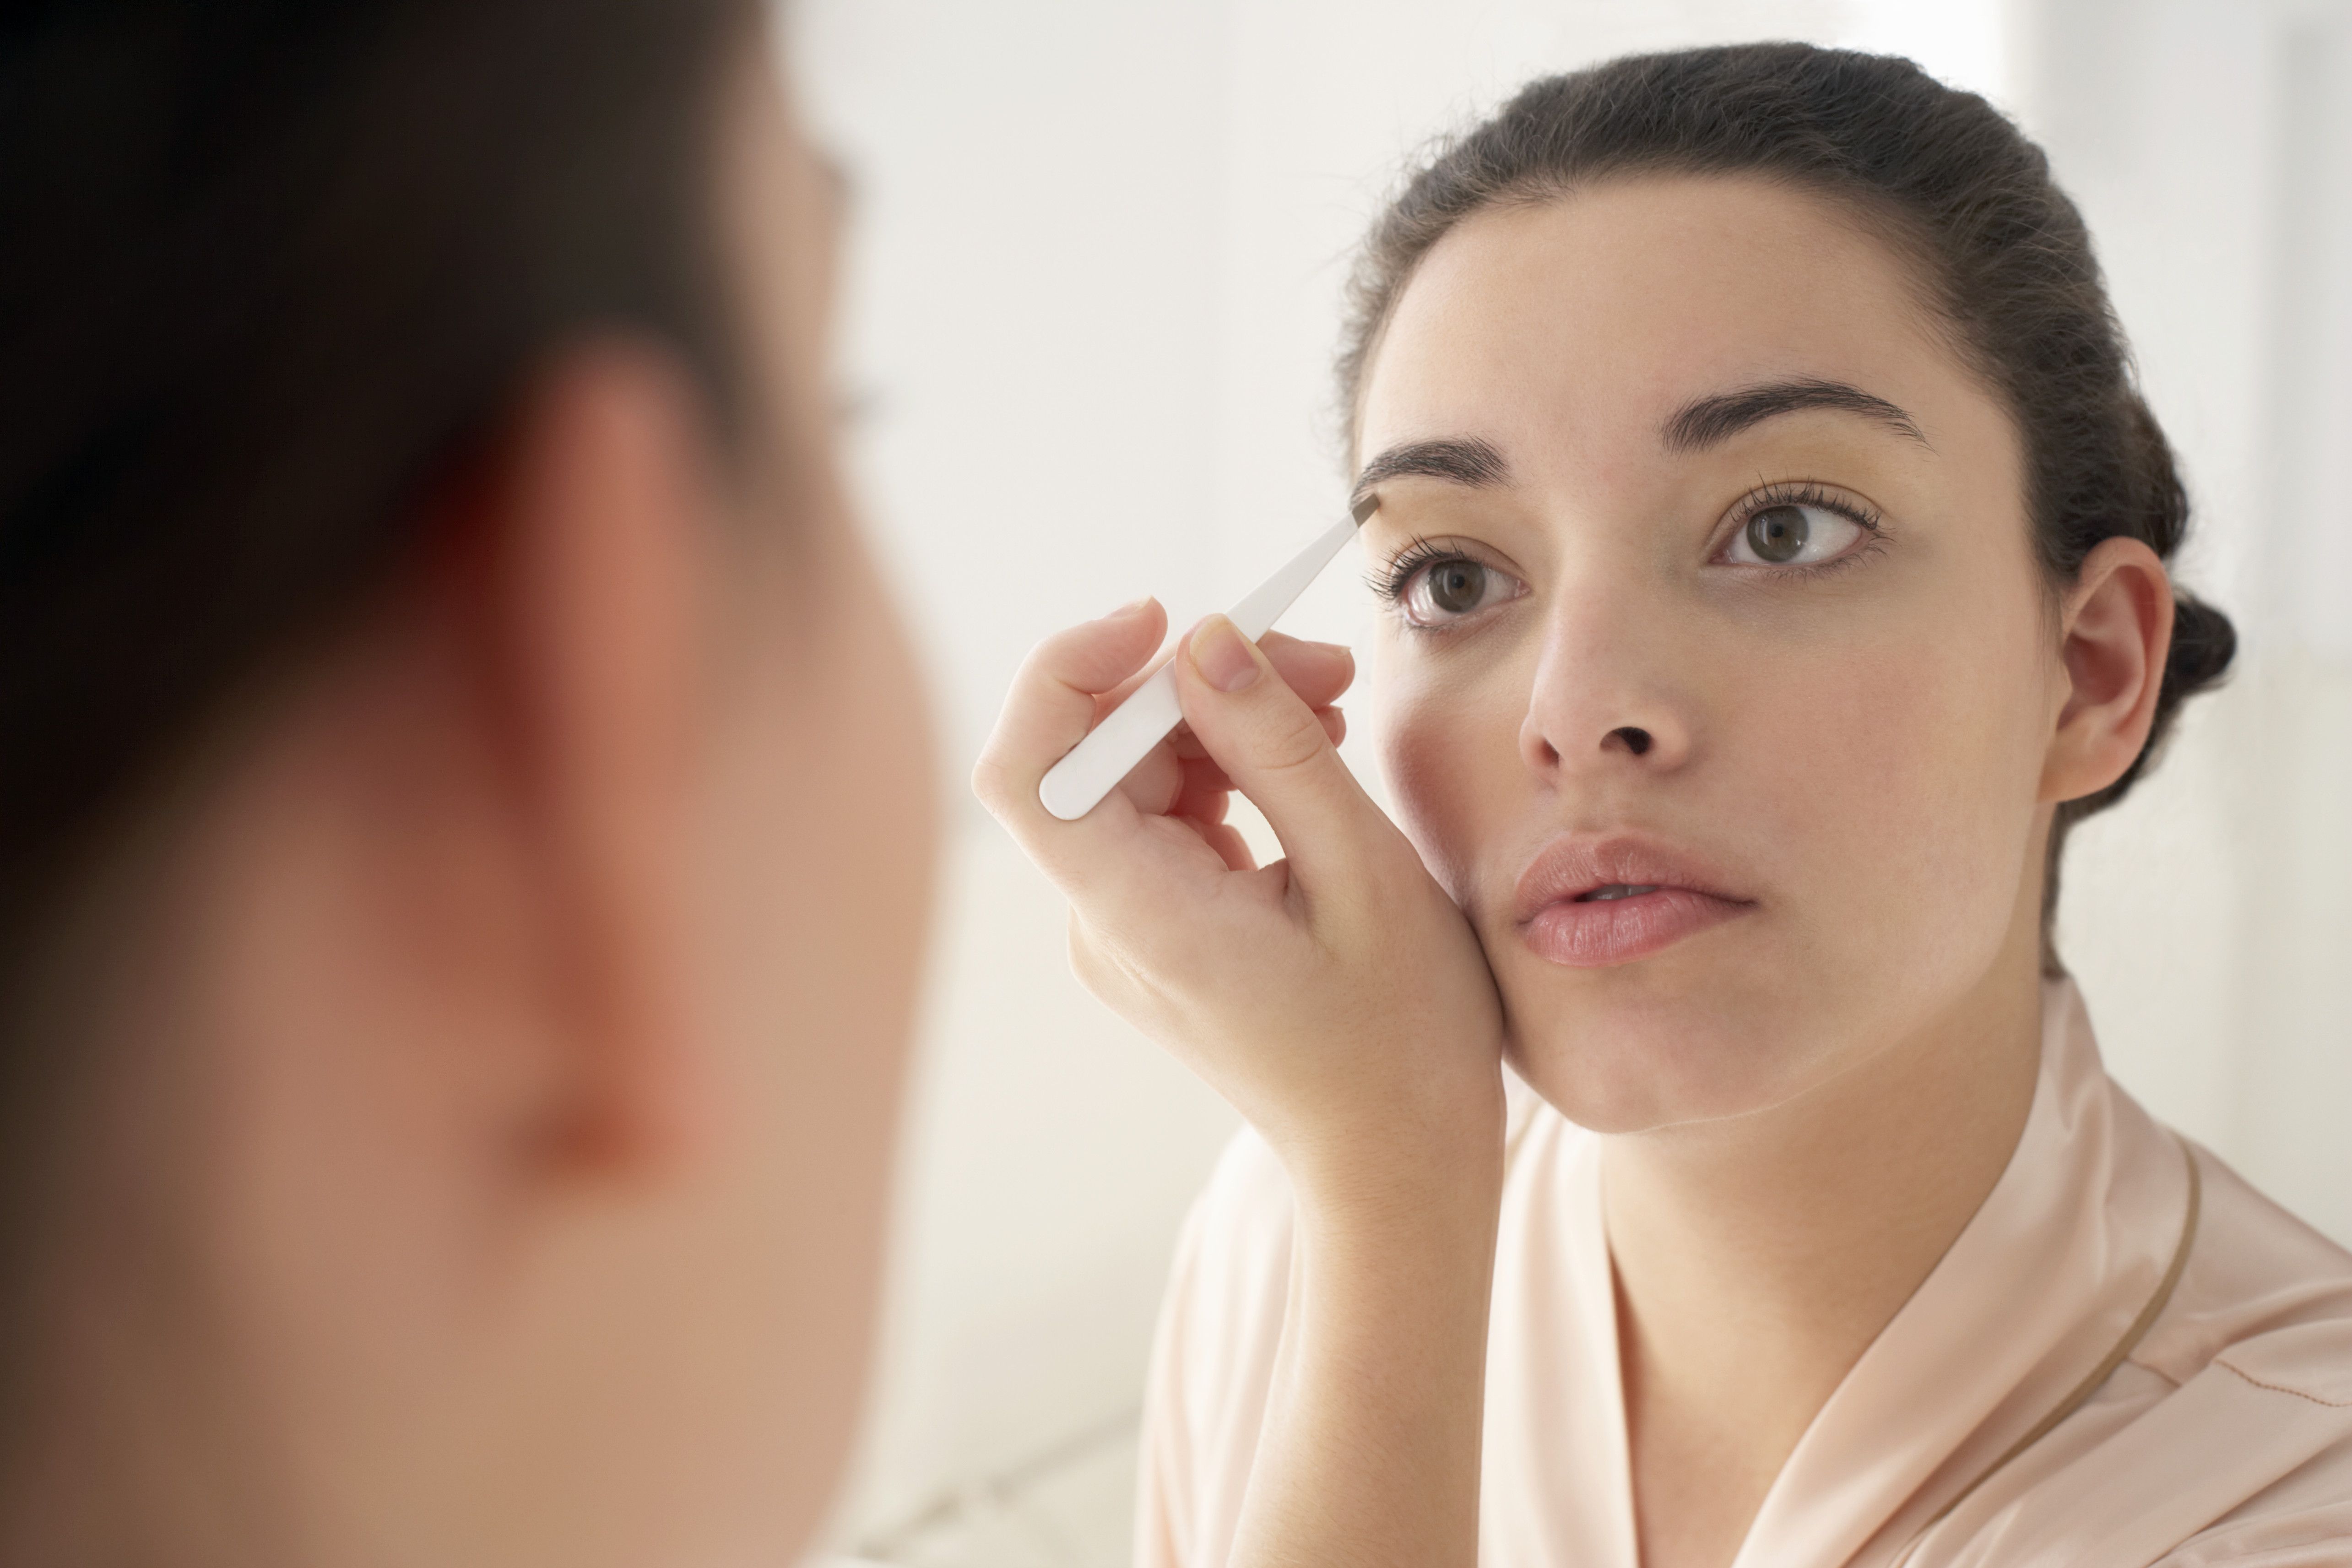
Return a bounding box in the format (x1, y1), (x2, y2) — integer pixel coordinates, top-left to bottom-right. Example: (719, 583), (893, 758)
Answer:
(791, 2), (2352, 1562)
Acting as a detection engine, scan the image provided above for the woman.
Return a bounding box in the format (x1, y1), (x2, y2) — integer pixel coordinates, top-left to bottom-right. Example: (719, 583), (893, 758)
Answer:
(978, 43), (2352, 1568)
(0, 2), (932, 1563)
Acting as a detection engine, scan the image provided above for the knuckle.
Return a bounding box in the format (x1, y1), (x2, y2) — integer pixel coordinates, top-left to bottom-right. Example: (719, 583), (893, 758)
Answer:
(970, 752), (1013, 813)
(1249, 705), (1331, 777)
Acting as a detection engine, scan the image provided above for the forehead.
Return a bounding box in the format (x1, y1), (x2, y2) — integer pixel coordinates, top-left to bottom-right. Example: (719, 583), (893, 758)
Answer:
(1357, 174), (1973, 476)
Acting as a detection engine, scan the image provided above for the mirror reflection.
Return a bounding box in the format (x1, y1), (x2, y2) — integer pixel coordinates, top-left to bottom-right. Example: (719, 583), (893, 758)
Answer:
(4, 2), (2347, 1567)
(820, 3), (2352, 1564)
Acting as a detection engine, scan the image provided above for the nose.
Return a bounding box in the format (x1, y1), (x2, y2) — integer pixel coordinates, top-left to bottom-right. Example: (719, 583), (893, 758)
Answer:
(1517, 593), (1695, 781)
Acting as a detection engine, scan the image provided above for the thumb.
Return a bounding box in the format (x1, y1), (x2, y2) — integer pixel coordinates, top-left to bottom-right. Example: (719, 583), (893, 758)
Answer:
(1175, 614), (1380, 874)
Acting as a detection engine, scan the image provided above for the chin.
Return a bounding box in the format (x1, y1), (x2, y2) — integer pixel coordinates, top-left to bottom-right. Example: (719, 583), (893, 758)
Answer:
(1492, 951), (1848, 1134)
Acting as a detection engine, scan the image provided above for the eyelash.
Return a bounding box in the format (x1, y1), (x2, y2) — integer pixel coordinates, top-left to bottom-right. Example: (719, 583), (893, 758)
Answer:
(1721, 480), (1888, 576)
(1368, 481), (1888, 622)
(1369, 535), (1469, 607)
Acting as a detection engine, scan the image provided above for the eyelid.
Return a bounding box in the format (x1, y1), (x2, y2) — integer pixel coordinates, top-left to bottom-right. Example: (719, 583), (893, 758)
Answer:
(1371, 537), (1531, 633)
(1368, 534), (1437, 599)
(1712, 480), (1885, 564)
(1369, 534), (1520, 602)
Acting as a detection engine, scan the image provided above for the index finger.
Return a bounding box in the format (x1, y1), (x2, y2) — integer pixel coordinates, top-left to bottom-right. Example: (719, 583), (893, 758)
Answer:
(970, 597), (1166, 826)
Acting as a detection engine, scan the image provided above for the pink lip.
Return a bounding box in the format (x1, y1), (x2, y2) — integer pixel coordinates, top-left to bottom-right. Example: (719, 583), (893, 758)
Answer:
(1511, 833), (1755, 969)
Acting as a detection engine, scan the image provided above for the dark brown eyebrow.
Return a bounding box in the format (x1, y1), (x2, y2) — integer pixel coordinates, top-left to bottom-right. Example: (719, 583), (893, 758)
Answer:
(1349, 437), (1512, 513)
(1663, 378), (1927, 453)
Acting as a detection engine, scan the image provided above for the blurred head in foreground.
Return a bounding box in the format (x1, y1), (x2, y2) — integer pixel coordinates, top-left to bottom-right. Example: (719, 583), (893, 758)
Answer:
(0, 2), (935, 1563)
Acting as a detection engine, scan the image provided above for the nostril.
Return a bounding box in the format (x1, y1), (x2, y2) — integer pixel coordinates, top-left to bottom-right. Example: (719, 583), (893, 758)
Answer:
(1610, 726), (1654, 757)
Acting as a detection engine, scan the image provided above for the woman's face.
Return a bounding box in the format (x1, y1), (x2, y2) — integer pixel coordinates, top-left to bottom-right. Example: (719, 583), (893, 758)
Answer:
(1357, 175), (2060, 1133)
(624, 50), (937, 1559)
(22, 49), (932, 1568)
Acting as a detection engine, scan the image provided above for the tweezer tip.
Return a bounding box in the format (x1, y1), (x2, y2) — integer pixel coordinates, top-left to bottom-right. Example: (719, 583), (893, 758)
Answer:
(1349, 494), (1378, 526)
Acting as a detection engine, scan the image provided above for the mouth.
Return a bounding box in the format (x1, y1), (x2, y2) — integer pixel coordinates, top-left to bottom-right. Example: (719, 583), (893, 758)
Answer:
(1512, 836), (1754, 969)
(1577, 883), (1659, 903)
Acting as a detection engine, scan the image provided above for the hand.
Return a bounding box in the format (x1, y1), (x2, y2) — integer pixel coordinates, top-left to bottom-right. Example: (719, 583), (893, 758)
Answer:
(972, 597), (1507, 1197)
(977, 597), (1509, 1568)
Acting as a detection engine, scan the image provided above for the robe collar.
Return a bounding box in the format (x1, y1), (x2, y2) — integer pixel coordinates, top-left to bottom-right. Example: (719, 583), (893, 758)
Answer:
(1535, 979), (2197, 1568)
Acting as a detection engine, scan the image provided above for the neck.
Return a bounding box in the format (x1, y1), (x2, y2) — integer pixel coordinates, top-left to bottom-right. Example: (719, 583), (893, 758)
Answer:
(1604, 933), (2047, 1567)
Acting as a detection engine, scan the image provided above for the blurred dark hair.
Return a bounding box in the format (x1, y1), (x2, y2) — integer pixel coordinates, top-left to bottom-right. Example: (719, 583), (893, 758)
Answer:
(0, 0), (755, 1452)
(0, 0), (754, 988)
(1338, 43), (2236, 972)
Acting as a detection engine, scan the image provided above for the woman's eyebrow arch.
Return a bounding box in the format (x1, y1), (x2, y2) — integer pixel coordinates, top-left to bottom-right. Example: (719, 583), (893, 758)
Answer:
(1349, 436), (1512, 512)
(1662, 378), (1928, 452)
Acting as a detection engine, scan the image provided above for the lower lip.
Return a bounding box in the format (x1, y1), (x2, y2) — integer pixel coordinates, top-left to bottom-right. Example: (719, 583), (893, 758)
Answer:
(1520, 888), (1750, 968)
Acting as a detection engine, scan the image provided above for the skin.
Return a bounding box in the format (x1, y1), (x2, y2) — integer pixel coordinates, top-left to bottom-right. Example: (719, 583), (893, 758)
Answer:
(1355, 176), (2170, 1568)
(985, 173), (2171, 1568)
(4, 38), (933, 1568)
(979, 604), (1510, 1568)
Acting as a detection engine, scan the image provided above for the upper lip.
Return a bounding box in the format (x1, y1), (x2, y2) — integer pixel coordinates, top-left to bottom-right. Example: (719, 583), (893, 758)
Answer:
(1511, 832), (1753, 925)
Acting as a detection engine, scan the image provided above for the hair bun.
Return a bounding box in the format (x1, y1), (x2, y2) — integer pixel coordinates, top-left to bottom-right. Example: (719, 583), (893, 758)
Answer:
(2162, 591), (2237, 705)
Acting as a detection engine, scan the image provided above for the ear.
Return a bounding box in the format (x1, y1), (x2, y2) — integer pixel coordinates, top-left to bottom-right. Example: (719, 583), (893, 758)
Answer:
(428, 338), (720, 1172)
(2040, 536), (2175, 806)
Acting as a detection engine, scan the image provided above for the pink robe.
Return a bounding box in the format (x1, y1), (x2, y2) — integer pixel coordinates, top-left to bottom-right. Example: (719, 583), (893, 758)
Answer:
(1138, 981), (2352, 1566)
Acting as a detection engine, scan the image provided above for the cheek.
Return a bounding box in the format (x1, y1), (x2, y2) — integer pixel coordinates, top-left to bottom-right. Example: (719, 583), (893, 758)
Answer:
(718, 553), (935, 1105)
(1372, 636), (1531, 907)
(1735, 576), (2052, 982)
(692, 535), (937, 1523)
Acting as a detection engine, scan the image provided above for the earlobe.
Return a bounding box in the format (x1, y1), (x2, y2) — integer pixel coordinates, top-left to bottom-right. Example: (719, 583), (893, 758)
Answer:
(2041, 537), (2174, 806)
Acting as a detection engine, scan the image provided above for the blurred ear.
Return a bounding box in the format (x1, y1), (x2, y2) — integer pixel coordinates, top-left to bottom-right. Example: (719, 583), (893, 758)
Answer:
(2040, 536), (2174, 806)
(418, 339), (719, 1174)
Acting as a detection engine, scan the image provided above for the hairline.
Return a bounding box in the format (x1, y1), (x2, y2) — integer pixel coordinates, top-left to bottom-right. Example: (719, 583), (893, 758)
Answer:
(1342, 168), (2021, 491)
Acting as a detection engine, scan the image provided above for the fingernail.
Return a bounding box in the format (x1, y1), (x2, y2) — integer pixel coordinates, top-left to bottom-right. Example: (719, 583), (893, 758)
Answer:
(1190, 615), (1260, 692)
(1105, 595), (1154, 620)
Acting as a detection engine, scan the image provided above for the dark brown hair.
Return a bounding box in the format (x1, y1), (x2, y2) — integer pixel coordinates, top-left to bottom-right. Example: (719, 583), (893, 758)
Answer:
(1338, 42), (2235, 971)
(0, 0), (754, 1461)
(0, 0), (758, 955)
